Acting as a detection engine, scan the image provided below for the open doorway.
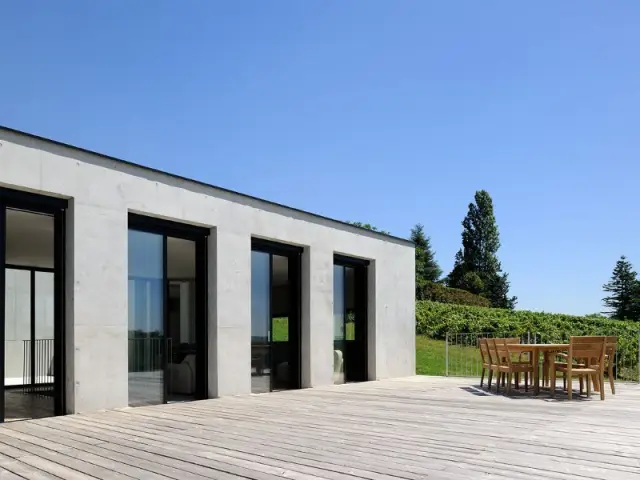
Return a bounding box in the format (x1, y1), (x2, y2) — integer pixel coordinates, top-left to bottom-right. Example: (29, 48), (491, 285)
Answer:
(333, 256), (368, 384)
(0, 189), (66, 423)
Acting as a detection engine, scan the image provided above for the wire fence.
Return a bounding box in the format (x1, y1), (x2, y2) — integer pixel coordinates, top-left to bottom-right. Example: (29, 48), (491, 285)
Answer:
(443, 332), (640, 382)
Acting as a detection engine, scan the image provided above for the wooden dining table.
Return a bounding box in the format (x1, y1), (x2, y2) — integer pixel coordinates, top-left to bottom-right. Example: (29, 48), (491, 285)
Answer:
(507, 343), (569, 395)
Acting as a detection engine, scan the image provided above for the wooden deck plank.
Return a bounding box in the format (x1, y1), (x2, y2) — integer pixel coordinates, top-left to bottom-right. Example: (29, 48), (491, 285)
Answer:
(0, 377), (639, 479)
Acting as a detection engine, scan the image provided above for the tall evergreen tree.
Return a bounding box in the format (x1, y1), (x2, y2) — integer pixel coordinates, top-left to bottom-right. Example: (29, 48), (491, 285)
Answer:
(411, 224), (442, 298)
(447, 190), (517, 309)
(602, 255), (640, 320)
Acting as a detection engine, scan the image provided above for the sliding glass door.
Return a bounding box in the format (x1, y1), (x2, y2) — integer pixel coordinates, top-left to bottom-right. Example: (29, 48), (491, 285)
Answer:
(127, 215), (208, 406)
(251, 240), (301, 393)
(127, 230), (165, 406)
(333, 256), (369, 384)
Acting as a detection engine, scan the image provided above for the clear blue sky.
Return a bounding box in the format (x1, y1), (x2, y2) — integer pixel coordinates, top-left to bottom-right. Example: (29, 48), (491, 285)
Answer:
(1, 2), (639, 315)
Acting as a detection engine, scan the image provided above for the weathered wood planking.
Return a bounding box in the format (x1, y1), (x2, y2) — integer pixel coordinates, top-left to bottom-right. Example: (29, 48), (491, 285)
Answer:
(0, 376), (639, 479)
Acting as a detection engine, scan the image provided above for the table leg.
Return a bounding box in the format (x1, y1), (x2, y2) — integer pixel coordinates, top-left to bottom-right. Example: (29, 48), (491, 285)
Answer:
(534, 347), (540, 395)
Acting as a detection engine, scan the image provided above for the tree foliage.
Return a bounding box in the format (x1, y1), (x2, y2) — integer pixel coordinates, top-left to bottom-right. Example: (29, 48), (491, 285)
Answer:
(411, 224), (442, 297)
(447, 190), (516, 309)
(602, 255), (640, 320)
(347, 221), (390, 235)
(418, 282), (490, 307)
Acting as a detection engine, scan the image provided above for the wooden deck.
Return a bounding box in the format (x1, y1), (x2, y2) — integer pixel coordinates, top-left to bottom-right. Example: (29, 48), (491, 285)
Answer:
(0, 376), (639, 479)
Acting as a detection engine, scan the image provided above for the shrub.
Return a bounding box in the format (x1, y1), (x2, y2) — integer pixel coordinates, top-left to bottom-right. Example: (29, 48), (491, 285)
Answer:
(416, 301), (639, 379)
(419, 282), (491, 308)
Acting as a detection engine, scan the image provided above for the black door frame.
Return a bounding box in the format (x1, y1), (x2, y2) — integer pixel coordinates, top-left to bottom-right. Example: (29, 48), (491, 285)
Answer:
(0, 187), (67, 423)
(128, 214), (209, 402)
(334, 255), (369, 383)
(251, 238), (302, 391)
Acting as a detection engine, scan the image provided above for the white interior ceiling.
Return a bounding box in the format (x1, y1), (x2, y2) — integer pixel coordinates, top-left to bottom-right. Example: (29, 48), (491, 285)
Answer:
(5, 209), (54, 269)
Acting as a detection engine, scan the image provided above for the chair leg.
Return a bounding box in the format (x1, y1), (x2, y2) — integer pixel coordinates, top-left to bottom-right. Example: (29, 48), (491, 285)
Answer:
(487, 369), (493, 390)
(495, 372), (500, 393)
(600, 372), (605, 401)
(567, 375), (572, 400)
(502, 373), (506, 388)
(579, 376), (584, 396)
(550, 367), (556, 398)
(586, 374), (591, 398)
(563, 375), (567, 391)
(480, 368), (485, 387)
(515, 372), (520, 389)
(608, 364), (615, 394)
(525, 372), (529, 392)
(507, 372), (512, 394)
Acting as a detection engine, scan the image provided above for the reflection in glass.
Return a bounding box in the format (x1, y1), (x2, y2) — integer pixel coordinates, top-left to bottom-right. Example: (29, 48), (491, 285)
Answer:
(128, 230), (164, 406)
(251, 251), (271, 393)
(271, 254), (289, 391)
(333, 265), (345, 384)
(345, 267), (356, 341)
(166, 236), (197, 401)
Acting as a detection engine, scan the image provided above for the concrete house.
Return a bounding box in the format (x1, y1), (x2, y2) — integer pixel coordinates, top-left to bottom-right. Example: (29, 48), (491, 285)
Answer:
(0, 126), (415, 423)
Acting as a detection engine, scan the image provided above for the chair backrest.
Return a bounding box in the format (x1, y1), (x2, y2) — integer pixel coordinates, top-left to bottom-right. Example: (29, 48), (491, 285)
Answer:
(486, 338), (500, 365)
(478, 338), (491, 364)
(569, 336), (607, 367)
(504, 337), (521, 345)
(493, 339), (512, 367)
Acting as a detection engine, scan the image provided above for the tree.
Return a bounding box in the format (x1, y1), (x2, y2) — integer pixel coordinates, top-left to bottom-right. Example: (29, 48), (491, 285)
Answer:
(602, 255), (640, 320)
(347, 221), (390, 235)
(447, 190), (517, 309)
(410, 224), (442, 298)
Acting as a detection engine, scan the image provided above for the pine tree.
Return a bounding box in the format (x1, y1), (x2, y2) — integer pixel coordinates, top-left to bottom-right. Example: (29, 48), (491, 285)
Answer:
(602, 255), (640, 320)
(447, 190), (517, 309)
(411, 224), (442, 298)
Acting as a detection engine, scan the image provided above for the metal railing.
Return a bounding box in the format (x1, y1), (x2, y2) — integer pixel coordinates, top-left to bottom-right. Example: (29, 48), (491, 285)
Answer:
(443, 332), (640, 382)
(128, 337), (172, 373)
(22, 339), (54, 397)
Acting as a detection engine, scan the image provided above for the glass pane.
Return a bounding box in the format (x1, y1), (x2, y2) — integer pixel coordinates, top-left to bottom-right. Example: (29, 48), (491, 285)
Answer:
(333, 265), (345, 384)
(251, 251), (270, 393)
(4, 269), (30, 387)
(345, 267), (356, 341)
(34, 272), (54, 388)
(271, 254), (289, 391)
(128, 230), (165, 406)
(166, 236), (197, 400)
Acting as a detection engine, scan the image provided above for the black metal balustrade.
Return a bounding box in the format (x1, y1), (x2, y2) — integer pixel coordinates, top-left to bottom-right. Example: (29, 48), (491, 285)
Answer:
(22, 339), (54, 397)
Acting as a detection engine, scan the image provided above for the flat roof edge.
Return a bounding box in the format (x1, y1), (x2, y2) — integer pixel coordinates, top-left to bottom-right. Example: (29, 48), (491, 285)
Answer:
(0, 126), (414, 247)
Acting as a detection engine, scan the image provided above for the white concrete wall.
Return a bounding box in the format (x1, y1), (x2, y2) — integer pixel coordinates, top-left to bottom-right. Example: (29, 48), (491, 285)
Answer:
(0, 129), (415, 414)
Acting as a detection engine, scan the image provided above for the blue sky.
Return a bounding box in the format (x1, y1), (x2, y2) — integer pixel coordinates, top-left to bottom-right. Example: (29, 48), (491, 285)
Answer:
(1, 2), (639, 315)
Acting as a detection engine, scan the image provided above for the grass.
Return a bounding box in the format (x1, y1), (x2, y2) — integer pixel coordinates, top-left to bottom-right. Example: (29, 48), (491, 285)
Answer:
(272, 317), (355, 342)
(416, 336), (483, 376)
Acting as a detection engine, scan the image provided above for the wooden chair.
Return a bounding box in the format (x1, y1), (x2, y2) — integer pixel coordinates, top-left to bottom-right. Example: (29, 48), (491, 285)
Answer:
(478, 338), (497, 389)
(503, 337), (530, 388)
(486, 338), (504, 391)
(550, 336), (607, 400)
(587, 336), (618, 394)
(493, 339), (534, 394)
(605, 336), (618, 395)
